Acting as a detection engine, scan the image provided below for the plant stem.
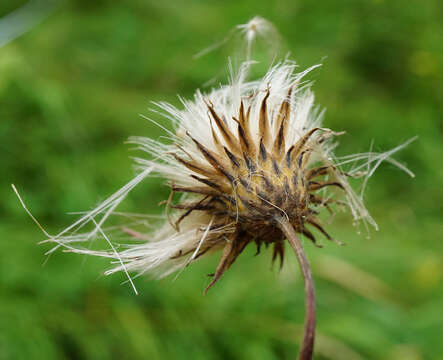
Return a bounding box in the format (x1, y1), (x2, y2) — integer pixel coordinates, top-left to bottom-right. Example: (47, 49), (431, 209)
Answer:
(278, 218), (316, 360)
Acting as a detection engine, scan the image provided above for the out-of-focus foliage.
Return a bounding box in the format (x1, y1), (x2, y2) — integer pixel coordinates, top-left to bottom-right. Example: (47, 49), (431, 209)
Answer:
(1, 0), (442, 359)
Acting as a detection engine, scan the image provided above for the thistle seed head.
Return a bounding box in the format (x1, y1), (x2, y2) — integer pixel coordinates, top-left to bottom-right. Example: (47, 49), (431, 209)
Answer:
(34, 60), (414, 293)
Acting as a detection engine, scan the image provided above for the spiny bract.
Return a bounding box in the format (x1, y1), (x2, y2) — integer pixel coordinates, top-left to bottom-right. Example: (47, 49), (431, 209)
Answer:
(40, 61), (413, 293)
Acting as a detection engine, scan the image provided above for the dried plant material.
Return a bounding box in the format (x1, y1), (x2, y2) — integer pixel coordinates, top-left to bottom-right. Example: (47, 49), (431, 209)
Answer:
(194, 16), (280, 61)
(236, 16), (280, 61)
(35, 61), (412, 285)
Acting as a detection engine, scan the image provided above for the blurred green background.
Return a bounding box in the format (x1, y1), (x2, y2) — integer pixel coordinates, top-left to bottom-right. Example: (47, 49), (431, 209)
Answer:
(1, 0), (442, 359)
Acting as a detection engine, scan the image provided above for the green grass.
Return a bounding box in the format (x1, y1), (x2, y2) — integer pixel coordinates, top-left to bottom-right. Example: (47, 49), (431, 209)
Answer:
(1, 0), (442, 359)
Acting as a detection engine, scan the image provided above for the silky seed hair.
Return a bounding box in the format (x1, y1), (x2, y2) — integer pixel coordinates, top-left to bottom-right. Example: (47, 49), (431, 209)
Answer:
(31, 59), (414, 294)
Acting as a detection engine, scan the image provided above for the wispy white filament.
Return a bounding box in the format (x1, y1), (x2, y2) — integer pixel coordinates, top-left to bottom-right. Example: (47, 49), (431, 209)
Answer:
(92, 218), (138, 295)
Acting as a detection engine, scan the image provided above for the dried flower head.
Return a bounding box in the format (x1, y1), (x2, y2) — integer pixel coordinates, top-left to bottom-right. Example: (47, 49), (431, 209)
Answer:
(18, 60), (414, 296)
